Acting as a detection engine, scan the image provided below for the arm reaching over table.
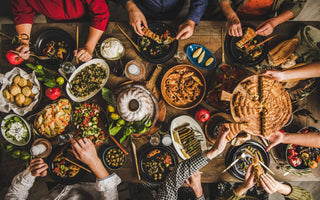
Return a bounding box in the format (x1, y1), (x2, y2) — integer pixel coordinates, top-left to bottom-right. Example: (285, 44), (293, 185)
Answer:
(220, 1), (243, 37)
(125, 1), (148, 36)
(5, 158), (48, 200)
(185, 171), (204, 199)
(266, 130), (320, 151)
(71, 138), (121, 200)
(156, 127), (229, 200)
(264, 62), (320, 82)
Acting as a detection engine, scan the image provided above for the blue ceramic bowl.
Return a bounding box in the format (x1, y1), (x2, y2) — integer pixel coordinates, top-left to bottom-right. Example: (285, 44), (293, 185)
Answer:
(186, 44), (216, 70)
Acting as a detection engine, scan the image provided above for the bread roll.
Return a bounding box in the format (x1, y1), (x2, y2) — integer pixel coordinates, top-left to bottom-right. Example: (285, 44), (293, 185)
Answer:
(18, 78), (28, 87)
(23, 97), (32, 106)
(22, 86), (32, 97)
(9, 85), (21, 96)
(26, 80), (33, 88)
(13, 75), (21, 84)
(15, 93), (26, 106)
(2, 89), (11, 100)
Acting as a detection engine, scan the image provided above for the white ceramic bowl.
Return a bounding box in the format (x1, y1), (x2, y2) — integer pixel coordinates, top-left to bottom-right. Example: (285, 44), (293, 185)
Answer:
(66, 58), (110, 102)
(1, 114), (31, 146)
(100, 38), (125, 60)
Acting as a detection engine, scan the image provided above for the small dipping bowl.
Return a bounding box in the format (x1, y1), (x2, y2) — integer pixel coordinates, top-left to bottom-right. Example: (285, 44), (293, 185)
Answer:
(100, 38), (125, 61)
(124, 60), (146, 81)
(30, 138), (52, 158)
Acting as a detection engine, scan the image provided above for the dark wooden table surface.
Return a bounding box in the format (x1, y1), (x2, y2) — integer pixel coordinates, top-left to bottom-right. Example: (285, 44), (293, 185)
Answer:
(1, 21), (320, 188)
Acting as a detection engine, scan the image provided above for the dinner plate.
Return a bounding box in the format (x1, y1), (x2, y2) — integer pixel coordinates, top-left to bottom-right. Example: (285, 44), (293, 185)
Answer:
(186, 44), (216, 70)
(224, 25), (268, 67)
(134, 23), (178, 64)
(225, 140), (270, 181)
(170, 115), (207, 160)
(66, 58), (110, 102)
(138, 144), (178, 183)
(34, 28), (75, 70)
(1, 114), (31, 146)
(47, 147), (85, 185)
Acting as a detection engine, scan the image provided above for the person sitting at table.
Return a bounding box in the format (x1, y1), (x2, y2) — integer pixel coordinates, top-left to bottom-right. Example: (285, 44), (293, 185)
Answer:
(11, 0), (109, 62)
(218, 0), (306, 37)
(156, 127), (230, 199)
(113, 0), (208, 40)
(5, 138), (121, 200)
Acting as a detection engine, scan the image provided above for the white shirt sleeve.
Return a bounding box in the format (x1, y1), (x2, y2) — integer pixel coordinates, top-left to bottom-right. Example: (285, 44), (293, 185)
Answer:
(5, 167), (36, 200)
(95, 173), (122, 200)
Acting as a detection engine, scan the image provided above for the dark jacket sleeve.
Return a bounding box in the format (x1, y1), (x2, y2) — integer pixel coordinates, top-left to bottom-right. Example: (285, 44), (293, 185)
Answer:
(188, 0), (208, 24)
(85, 0), (110, 31)
(10, 0), (35, 25)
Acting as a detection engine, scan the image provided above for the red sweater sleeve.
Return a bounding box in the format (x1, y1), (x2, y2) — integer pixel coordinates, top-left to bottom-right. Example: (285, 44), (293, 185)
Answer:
(11, 0), (35, 25)
(85, 0), (110, 31)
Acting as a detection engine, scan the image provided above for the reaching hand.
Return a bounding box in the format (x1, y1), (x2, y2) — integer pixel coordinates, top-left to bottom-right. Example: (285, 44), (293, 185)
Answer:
(29, 158), (48, 177)
(176, 20), (195, 40)
(263, 70), (285, 82)
(71, 138), (99, 166)
(127, 2), (148, 36)
(74, 46), (93, 62)
(243, 164), (256, 189)
(227, 13), (242, 37)
(266, 131), (285, 151)
(260, 173), (292, 195)
(185, 171), (203, 198)
(16, 44), (30, 60)
(235, 164), (255, 195)
(256, 19), (276, 36)
(206, 126), (229, 159)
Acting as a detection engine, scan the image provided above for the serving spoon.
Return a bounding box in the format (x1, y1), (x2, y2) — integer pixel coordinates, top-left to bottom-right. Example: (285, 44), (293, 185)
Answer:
(10, 50), (50, 60)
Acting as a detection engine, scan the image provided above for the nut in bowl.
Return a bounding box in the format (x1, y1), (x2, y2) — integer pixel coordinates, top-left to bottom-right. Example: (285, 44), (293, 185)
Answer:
(100, 38), (125, 60)
(161, 64), (206, 110)
(102, 146), (126, 170)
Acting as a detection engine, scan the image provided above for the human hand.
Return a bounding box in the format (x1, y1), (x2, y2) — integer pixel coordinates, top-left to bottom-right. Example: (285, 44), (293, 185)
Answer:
(227, 13), (242, 37)
(16, 44), (30, 60)
(243, 164), (256, 189)
(29, 158), (48, 177)
(74, 46), (92, 62)
(207, 127), (229, 159)
(186, 171), (203, 198)
(266, 130), (286, 151)
(127, 2), (147, 36)
(261, 173), (291, 195)
(235, 164), (255, 195)
(256, 19), (276, 36)
(71, 138), (99, 166)
(263, 70), (286, 82)
(176, 20), (195, 40)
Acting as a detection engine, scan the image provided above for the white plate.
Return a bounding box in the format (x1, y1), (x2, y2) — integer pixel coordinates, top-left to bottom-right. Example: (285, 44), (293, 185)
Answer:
(170, 115), (207, 160)
(66, 59), (110, 102)
(1, 114), (31, 146)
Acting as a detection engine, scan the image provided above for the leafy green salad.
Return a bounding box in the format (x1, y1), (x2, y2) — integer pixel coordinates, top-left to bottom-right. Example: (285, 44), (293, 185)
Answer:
(2, 116), (29, 143)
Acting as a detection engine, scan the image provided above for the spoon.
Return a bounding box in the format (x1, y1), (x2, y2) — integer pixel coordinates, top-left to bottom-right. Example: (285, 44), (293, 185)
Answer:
(10, 50), (50, 60)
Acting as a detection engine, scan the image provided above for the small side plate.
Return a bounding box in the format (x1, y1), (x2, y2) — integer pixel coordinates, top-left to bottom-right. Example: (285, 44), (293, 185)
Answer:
(186, 44), (216, 70)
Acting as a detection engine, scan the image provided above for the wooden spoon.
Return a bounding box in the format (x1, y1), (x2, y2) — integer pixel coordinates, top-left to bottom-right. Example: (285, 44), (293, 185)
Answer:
(145, 64), (163, 101)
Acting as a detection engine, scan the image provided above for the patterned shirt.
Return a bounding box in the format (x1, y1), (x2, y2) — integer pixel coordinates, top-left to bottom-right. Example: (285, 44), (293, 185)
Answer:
(156, 152), (211, 200)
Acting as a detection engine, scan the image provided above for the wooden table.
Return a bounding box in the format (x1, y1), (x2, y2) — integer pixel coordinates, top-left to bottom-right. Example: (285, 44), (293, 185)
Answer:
(1, 21), (320, 187)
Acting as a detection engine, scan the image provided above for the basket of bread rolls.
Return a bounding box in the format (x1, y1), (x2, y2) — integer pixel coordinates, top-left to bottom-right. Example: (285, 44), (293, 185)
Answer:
(0, 67), (41, 116)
